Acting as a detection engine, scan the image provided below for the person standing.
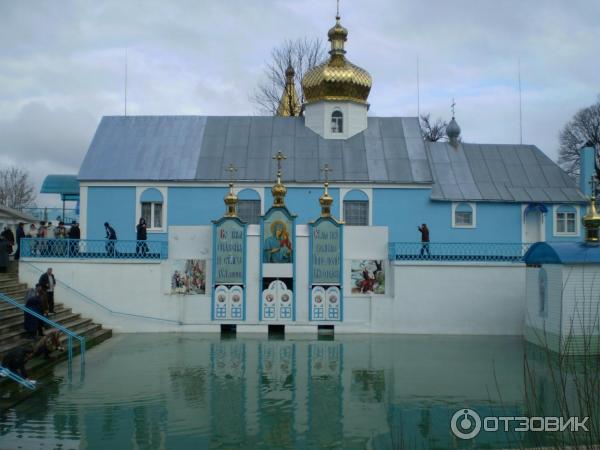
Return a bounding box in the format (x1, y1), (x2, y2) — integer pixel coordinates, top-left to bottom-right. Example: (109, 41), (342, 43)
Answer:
(15, 222), (25, 260)
(104, 222), (117, 257)
(24, 285), (44, 339)
(68, 221), (80, 257)
(39, 268), (56, 314)
(418, 223), (430, 257)
(37, 221), (48, 256)
(1, 226), (14, 254)
(136, 218), (148, 257)
(0, 235), (9, 273)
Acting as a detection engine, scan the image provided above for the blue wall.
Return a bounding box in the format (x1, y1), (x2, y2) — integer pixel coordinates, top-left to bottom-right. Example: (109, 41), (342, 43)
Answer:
(265, 187), (340, 224)
(168, 187), (228, 226)
(373, 189), (523, 243)
(87, 187), (136, 240)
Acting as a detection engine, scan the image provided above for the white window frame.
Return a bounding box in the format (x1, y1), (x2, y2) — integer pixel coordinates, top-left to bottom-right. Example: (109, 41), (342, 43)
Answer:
(452, 202), (476, 228)
(136, 187), (168, 233)
(553, 205), (580, 237)
(141, 202), (164, 230)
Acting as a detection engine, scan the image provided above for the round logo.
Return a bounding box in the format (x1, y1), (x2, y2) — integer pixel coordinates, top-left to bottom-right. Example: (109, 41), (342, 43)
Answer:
(265, 293), (274, 303)
(450, 409), (481, 440)
(281, 293), (290, 303)
(232, 294), (241, 303)
(217, 294), (226, 303)
(329, 295), (338, 304)
(315, 295), (323, 304)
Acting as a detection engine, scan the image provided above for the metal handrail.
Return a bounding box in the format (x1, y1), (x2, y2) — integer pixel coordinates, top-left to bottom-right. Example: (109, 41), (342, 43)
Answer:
(0, 364), (36, 390)
(388, 241), (531, 262)
(0, 292), (85, 374)
(19, 238), (168, 260)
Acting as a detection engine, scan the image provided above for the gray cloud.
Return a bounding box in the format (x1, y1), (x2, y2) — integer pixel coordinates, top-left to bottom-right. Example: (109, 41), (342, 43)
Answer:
(0, 0), (598, 205)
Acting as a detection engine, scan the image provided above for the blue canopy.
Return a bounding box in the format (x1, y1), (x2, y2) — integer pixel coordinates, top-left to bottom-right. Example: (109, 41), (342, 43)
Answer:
(41, 175), (79, 202)
(523, 242), (600, 264)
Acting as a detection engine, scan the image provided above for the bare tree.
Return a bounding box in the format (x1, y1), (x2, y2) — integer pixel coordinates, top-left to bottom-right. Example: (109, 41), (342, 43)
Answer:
(557, 96), (600, 180)
(251, 37), (327, 116)
(419, 114), (448, 142)
(0, 166), (36, 210)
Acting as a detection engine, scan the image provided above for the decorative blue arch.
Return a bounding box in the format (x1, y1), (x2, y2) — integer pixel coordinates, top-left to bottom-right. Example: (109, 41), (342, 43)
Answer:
(344, 189), (368, 201)
(455, 202), (472, 214)
(238, 188), (260, 200)
(140, 188), (163, 203)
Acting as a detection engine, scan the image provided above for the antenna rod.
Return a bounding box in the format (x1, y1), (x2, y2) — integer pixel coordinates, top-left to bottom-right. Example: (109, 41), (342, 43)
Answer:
(518, 58), (522, 145)
(417, 55), (420, 118)
(124, 48), (128, 116)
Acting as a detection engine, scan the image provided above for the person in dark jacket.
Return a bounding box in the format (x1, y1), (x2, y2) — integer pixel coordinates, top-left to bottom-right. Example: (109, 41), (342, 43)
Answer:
(1, 343), (35, 379)
(418, 223), (430, 257)
(68, 221), (80, 256)
(104, 222), (117, 256)
(39, 268), (56, 314)
(0, 235), (9, 273)
(136, 218), (148, 256)
(1, 226), (14, 254)
(24, 285), (44, 339)
(15, 222), (25, 260)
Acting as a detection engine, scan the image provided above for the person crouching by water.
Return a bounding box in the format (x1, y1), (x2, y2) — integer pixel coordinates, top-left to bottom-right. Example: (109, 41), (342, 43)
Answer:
(136, 218), (148, 257)
(24, 285), (45, 339)
(104, 222), (117, 257)
(418, 223), (430, 257)
(39, 267), (56, 314)
(1, 343), (35, 382)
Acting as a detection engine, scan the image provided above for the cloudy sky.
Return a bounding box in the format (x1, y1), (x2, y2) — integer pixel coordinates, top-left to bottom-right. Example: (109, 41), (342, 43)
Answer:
(1, 0), (599, 206)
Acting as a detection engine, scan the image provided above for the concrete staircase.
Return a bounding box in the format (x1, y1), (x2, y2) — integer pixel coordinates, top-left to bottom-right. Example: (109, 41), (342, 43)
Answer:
(0, 261), (112, 380)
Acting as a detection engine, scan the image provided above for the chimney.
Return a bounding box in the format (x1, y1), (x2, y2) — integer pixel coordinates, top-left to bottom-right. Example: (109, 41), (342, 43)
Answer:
(580, 142), (596, 196)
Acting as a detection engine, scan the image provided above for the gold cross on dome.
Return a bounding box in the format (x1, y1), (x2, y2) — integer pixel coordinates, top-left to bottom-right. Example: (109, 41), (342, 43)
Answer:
(272, 151), (287, 173)
(336, 0), (340, 17)
(225, 163), (238, 183)
(321, 164), (332, 182)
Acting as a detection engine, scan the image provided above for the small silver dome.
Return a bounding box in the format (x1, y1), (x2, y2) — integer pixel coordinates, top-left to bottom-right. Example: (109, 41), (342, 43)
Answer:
(447, 117), (461, 140)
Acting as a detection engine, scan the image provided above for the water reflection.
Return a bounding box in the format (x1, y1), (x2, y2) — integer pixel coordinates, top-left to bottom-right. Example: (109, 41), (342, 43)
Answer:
(0, 334), (595, 449)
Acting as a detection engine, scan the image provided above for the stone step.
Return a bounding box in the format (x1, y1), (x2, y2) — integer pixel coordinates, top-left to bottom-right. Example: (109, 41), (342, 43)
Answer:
(0, 323), (106, 365)
(0, 305), (67, 342)
(0, 308), (76, 336)
(0, 316), (95, 355)
(0, 290), (29, 300)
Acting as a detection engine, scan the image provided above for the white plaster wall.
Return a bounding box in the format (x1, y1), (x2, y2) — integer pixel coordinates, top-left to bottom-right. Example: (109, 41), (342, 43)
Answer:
(386, 262), (526, 335)
(525, 265), (562, 336)
(561, 265), (600, 336)
(19, 225), (527, 335)
(304, 101), (368, 139)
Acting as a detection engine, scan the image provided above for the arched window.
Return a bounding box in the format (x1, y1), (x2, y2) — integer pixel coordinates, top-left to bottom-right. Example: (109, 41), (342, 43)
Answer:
(237, 188), (261, 224)
(140, 188), (163, 229)
(343, 190), (369, 226)
(554, 205), (577, 235)
(453, 202), (475, 228)
(331, 110), (343, 133)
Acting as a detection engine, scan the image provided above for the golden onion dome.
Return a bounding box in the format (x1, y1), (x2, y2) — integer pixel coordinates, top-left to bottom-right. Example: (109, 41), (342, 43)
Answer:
(302, 14), (372, 104)
(224, 182), (238, 217)
(582, 188), (600, 243)
(319, 182), (334, 217)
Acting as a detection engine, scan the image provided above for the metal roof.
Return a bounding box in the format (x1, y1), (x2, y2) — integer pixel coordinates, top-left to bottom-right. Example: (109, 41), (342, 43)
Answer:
(523, 242), (600, 264)
(428, 142), (586, 203)
(78, 115), (585, 203)
(78, 116), (431, 184)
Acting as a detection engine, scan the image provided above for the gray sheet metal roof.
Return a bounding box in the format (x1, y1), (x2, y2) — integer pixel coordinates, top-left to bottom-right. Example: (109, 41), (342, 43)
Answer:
(78, 116), (431, 184)
(78, 115), (586, 203)
(428, 142), (587, 203)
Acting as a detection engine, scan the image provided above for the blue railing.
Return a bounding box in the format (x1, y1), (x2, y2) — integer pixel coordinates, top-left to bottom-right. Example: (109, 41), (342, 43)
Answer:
(388, 242), (530, 262)
(0, 364), (37, 390)
(0, 292), (86, 380)
(20, 238), (168, 260)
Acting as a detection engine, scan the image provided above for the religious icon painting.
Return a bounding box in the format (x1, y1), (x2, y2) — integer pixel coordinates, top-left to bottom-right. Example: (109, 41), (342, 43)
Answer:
(262, 209), (293, 264)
